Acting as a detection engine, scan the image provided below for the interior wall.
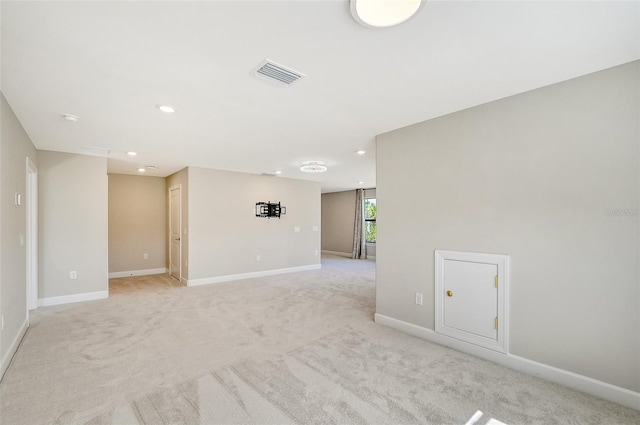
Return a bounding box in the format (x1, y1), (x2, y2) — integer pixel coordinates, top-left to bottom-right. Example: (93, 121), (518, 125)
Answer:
(38, 150), (108, 299)
(376, 61), (639, 392)
(166, 168), (188, 281)
(187, 167), (320, 281)
(0, 93), (36, 376)
(108, 174), (166, 274)
(321, 190), (355, 255)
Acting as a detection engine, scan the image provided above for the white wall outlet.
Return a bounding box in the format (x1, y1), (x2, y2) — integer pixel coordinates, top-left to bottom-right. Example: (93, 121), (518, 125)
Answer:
(70, 270), (77, 280)
(256, 254), (261, 261)
(415, 292), (423, 305)
(143, 253), (148, 260)
(293, 226), (301, 233)
(312, 226), (318, 232)
(19, 235), (25, 247)
(315, 250), (319, 256)
(1, 315), (4, 331)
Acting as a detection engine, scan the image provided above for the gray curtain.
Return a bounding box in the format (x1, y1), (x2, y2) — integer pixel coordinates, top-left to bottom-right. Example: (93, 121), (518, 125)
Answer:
(352, 188), (366, 260)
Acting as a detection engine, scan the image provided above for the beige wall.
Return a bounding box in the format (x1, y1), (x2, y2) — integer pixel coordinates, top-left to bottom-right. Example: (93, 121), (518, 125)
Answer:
(108, 174), (166, 273)
(321, 190), (355, 255)
(187, 167), (320, 281)
(38, 151), (108, 298)
(0, 93), (37, 376)
(166, 168), (188, 280)
(376, 61), (639, 392)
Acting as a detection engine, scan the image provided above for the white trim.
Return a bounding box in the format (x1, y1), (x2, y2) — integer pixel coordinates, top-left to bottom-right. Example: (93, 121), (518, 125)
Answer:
(321, 250), (352, 258)
(180, 277), (188, 285)
(366, 255), (376, 260)
(26, 157), (38, 311)
(0, 316), (28, 381)
(374, 313), (640, 411)
(38, 291), (108, 307)
(108, 268), (168, 278)
(187, 264), (321, 287)
(168, 184), (182, 282)
(435, 250), (509, 353)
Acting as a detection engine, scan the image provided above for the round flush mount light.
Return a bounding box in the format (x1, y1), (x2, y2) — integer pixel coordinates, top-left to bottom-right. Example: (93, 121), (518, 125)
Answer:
(356, 150), (366, 155)
(63, 114), (79, 122)
(274, 170), (282, 175)
(350, 0), (423, 28)
(156, 104), (175, 113)
(127, 151), (138, 156)
(137, 168), (146, 173)
(300, 161), (328, 173)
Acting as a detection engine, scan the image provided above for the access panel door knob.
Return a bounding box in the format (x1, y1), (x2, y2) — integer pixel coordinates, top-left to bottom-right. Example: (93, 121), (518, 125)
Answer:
(446, 290), (453, 297)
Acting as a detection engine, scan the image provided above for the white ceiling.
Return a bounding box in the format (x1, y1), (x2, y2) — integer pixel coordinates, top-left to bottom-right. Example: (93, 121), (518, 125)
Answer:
(2, 1), (638, 193)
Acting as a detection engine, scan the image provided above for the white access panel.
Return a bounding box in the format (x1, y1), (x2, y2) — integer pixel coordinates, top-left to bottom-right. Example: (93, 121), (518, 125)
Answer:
(435, 250), (509, 353)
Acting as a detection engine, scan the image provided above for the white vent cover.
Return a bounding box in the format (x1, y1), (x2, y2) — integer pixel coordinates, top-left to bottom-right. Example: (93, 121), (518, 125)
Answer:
(253, 59), (306, 86)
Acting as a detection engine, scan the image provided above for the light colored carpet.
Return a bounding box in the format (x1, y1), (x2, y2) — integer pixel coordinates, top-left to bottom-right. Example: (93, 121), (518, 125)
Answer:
(0, 256), (637, 425)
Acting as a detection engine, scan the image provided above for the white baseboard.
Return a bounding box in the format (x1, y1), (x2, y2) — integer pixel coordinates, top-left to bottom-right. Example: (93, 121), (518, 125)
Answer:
(180, 277), (188, 285)
(321, 250), (352, 258)
(0, 316), (28, 382)
(374, 313), (640, 411)
(366, 255), (376, 260)
(187, 264), (321, 287)
(109, 268), (168, 278)
(38, 290), (109, 307)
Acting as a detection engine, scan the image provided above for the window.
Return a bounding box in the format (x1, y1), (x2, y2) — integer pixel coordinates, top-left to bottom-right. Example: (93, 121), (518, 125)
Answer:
(364, 197), (376, 243)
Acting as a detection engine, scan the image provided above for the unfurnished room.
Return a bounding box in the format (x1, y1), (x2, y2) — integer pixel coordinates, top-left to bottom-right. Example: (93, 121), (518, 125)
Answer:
(0, 1), (638, 424)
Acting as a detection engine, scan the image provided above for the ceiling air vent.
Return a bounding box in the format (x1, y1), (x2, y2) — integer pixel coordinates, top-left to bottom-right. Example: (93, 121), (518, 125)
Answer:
(253, 59), (306, 87)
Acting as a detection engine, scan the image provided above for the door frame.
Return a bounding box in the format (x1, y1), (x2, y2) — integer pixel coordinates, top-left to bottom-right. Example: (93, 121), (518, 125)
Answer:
(435, 249), (510, 353)
(26, 157), (38, 311)
(168, 184), (182, 283)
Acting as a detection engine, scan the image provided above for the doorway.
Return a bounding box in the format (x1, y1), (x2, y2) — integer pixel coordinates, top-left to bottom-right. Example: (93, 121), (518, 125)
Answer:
(26, 157), (38, 310)
(169, 185), (182, 282)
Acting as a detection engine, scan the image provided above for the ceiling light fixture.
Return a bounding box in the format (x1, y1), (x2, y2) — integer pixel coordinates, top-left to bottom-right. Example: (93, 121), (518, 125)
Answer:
(274, 170), (282, 175)
(63, 114), (79, 122)
(156, 104), (175, 113)
(145, 165), (157, 170)
(356, 150), (366, 155)
(350, 0), (423, 28)
(127, 151), (137, 156)
(300, 161), (328, 173)
(137, 168), (146, 173)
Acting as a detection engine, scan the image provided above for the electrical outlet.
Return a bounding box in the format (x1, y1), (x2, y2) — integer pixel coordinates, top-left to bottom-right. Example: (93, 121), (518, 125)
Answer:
(293, 226), (301, 233)
(312, 226), (318, 232)
(415, 292), (423, 305)
(315, 250), (319, 256)
(1, 315), (4, 331)
(70, 270), (77, 280)
(256, 254), (261, 261)
(143, 253), (148, 260)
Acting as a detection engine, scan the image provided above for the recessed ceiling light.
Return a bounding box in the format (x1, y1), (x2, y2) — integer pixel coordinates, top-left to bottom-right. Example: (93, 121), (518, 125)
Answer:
(63, 114), (79, 122)
(300, 161), (328, 173)
(274, 170), (282, 175)
(356, 150), (366, 155)
(137, 168), (146, 173)
(350, 0), (423, 28)
(127, 151), (137, 156)
(358, 181), (365, 185)
(156, 104), (175, 114)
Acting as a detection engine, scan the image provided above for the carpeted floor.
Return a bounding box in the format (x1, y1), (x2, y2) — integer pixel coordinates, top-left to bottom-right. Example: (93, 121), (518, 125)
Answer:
(0, 255), (638, 425)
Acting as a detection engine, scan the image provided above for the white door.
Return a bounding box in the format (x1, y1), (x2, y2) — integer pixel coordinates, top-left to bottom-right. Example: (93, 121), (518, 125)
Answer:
(435, 250), (509, 353)
(169, 186), (182, 281)
(443, 260), (497, 340)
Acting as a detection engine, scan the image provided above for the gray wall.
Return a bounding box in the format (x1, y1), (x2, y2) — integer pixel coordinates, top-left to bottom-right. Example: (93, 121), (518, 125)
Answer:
(108, 174), (167, 273)
(376, 61), (639, 392)
(166, 168), (188, 280)
(188, 167), (320, 280)
(38, 151), (108, 298)
(321, 190), (355, 255)
(0, 93), (37, 374)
